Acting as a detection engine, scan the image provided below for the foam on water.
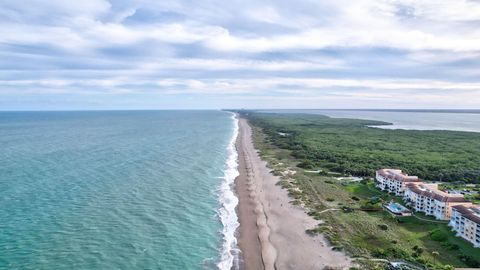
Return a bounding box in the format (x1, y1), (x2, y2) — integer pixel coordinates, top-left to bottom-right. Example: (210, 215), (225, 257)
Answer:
(217, 113), (240, 270)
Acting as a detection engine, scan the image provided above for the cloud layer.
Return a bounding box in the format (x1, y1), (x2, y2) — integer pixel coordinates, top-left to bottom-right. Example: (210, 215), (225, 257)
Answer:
(1, 0), (480, 109)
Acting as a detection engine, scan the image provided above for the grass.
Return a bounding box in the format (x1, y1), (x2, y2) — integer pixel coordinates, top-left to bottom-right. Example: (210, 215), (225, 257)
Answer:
(247, 117), (480, 270)
(344, 182), (383, 198)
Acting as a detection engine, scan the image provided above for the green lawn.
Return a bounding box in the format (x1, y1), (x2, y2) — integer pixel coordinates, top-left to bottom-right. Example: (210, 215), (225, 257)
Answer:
(345, 182), (384, 198)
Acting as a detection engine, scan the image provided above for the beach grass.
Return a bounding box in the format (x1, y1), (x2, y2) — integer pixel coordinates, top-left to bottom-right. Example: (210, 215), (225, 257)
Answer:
(248, 118), (480, 269)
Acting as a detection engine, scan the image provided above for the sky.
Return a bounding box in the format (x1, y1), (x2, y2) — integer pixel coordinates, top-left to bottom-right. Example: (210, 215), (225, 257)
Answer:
(1, 0), (480, 110)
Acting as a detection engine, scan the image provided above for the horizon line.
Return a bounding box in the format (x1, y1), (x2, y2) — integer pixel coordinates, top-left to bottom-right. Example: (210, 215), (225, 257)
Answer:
(1, 108), (480, 113)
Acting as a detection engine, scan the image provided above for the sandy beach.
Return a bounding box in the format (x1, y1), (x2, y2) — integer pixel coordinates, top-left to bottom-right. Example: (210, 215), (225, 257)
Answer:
(234, 117), (351, 270)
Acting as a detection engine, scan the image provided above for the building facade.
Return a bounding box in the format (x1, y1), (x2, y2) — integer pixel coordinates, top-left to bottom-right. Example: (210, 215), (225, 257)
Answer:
(375, 169), (422, 196)
(449, 205), (480, 248)
(404, 183), (471, 220)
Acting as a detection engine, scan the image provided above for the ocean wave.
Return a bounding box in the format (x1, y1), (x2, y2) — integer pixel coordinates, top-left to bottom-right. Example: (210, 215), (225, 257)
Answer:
(217, 113), (240, 270)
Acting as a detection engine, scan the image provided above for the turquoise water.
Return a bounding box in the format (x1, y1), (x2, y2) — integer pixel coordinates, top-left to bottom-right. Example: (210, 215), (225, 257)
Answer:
(386, 202), (409, 213)
(0, 111), (238, 269)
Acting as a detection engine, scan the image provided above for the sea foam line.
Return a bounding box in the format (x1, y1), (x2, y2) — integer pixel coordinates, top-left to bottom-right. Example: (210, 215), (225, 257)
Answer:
(217, 113), (240, 270)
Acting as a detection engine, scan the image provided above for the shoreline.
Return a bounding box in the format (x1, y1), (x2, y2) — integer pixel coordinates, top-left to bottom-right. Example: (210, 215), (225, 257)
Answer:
(234, 116), (351, 270)
(217, 113), (241, 270)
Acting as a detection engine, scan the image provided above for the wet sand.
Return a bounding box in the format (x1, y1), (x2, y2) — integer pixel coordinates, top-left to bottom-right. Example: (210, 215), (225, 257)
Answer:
(234, 117), (351, 270)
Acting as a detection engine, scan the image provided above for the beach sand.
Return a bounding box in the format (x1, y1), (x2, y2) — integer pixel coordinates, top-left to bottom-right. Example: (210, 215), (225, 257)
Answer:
(234, 117), (351, 270)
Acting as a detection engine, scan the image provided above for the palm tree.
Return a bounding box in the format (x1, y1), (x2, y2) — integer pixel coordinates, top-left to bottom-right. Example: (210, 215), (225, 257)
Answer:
(431, 251), (440, 267)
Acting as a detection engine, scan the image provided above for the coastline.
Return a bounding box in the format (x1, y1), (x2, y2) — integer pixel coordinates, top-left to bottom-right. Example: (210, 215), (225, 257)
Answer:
(234, 116), (351, 269)
(217, 113), (241, 270)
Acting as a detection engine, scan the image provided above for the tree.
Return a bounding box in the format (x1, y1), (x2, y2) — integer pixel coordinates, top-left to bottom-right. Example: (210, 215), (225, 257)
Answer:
(431, 251), (439, 265)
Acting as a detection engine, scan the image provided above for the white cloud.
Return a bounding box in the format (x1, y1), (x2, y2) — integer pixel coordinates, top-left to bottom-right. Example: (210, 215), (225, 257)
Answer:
(1, 0), (111, 22)
(3, 0), (480, 53)
(1, 0), (480, 109)
(2, 77), (479, 94)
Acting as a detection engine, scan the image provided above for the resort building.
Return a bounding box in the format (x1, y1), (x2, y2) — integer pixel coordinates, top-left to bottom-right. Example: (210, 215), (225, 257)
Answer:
(449, 205), (480, 248)
(375, 169), (422, 196)
(404, 183), (471, 220)
(376, 168), (479, 247)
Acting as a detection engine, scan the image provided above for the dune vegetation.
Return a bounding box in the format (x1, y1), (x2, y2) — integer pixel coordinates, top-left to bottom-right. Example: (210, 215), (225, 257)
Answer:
(241, 111), (480, 269)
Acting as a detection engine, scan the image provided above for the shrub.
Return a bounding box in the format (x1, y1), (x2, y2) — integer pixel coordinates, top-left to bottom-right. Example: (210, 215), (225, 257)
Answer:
(306, 229), (316, 235)
(385, 247), (409, 259)
(272, 170), (282, 176)
(430, 229), (448, 242)
(442, 242), (459, 250)
(459, 255), (480, 267)
(331, 246), (343, 251)
(371, 248), (387, 258)
(377, 224), (388, 230)
(298, 160), (315, 169)
(411, 246), (423, 257)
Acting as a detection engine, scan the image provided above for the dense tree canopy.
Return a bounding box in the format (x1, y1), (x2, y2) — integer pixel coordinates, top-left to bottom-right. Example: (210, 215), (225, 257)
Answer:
(242, 112), (480, 183)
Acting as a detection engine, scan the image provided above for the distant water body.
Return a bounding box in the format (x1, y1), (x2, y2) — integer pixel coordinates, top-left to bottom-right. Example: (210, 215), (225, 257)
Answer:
(0, 111), (239, 270)
(264, 109), (480, 133)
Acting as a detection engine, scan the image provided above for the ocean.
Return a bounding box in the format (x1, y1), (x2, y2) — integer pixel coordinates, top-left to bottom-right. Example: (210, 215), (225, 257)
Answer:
(264, 109), (480, 133)
(0, 110), (239, 270)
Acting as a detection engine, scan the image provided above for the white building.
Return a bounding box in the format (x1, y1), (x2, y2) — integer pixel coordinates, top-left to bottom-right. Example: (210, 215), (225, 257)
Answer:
(375, 169), (422, 196)
(449, 205), (480, 248)
(404, 183), (471, 220)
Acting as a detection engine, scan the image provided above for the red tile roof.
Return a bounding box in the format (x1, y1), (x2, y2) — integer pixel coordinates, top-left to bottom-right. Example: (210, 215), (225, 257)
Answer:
(452, 205), (480, 224)
(377, 169), (422, 183)
(406, 183), (469, 203)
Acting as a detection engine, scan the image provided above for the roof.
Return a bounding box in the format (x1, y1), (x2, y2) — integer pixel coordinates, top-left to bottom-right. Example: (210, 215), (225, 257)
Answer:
(406, 183), (469, 203)
(452, 205), (480, 224)
(377, 169), (422, 183)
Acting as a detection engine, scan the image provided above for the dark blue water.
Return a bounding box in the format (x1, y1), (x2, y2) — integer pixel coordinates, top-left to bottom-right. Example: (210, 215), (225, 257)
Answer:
(0, 111), (238, 269)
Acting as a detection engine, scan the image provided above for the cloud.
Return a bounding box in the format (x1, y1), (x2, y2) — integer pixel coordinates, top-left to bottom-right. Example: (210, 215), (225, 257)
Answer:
(0, 0), (111, 23)
(0, 0), (480, 109)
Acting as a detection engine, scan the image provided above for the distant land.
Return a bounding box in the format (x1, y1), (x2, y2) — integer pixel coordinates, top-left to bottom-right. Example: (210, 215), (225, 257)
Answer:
(256, 109), (480, 114)
(249, 109), (480, 133)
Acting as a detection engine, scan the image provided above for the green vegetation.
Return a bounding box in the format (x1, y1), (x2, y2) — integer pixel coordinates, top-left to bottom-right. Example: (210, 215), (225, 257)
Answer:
(244, 112), (480, 269)
(439, 183), (480, 203)
(244, 112), (480, 183)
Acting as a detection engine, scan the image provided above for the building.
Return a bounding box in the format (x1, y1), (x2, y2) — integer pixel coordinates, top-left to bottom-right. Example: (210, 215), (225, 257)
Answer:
(404, 183), (471, 220)
(375, 169), (422, 196)
(449, 205), (480, 248)
(376, 168), (479, 247)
